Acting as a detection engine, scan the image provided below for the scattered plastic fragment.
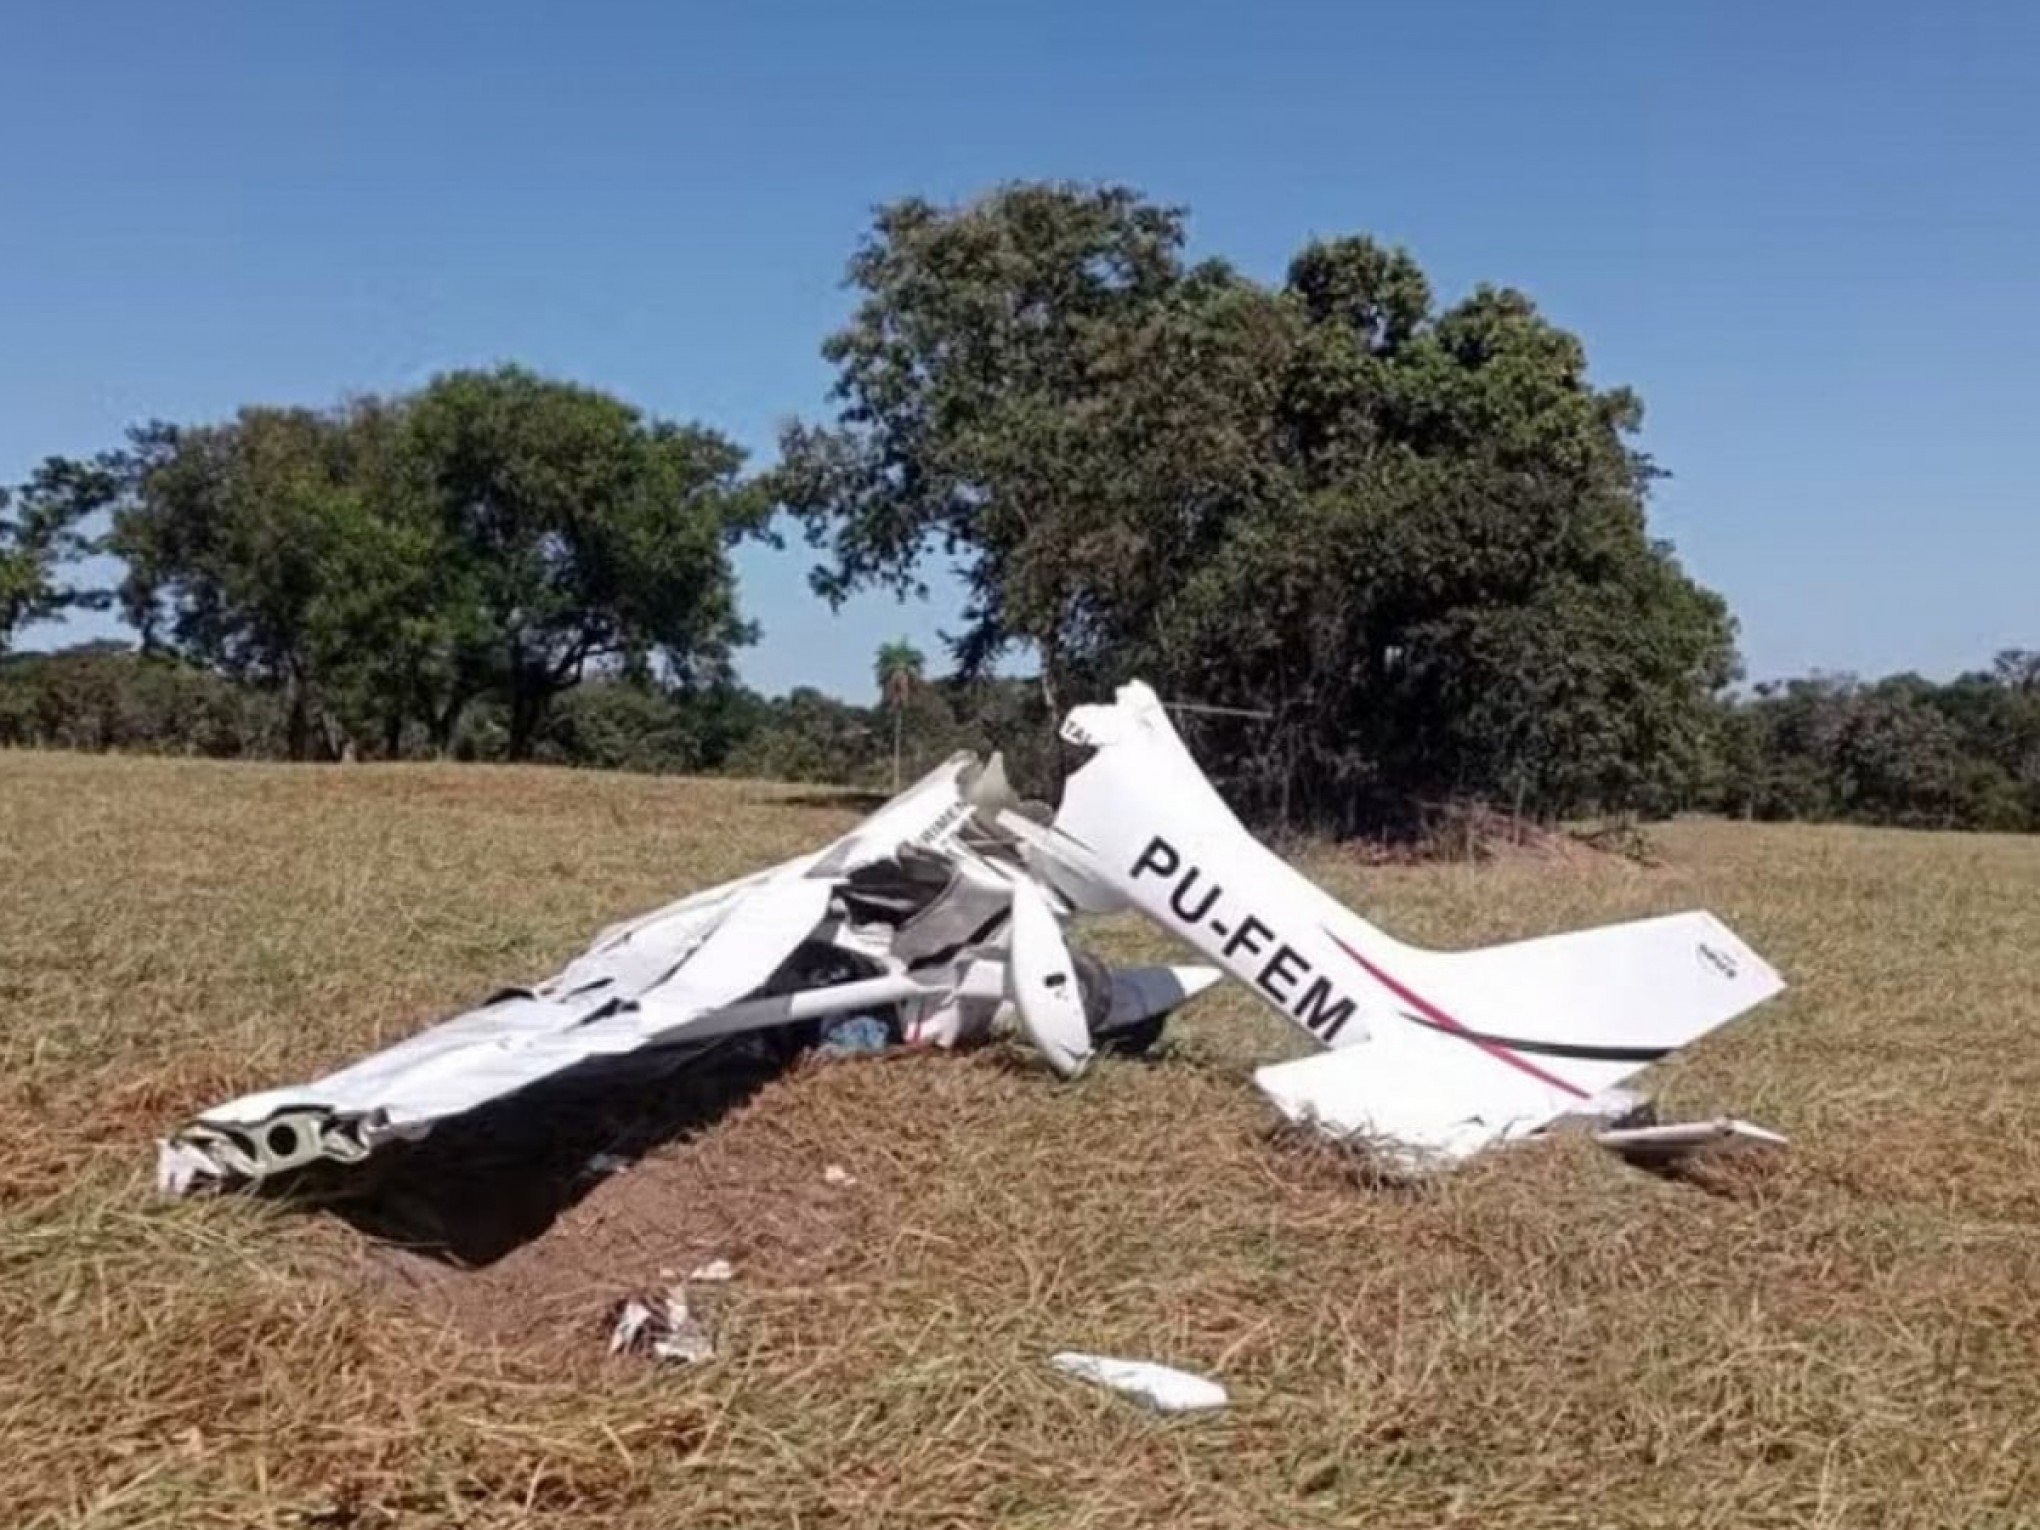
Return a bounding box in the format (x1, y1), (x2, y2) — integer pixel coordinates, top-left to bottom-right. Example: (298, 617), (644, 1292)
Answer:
(652, 1293), (716, 1365)
(815, 1012), (893, 1056)
(608, 1284), (715, 1364)
(823, 1163), (856, 1186)
(1050, 1351), (1227, 1413)
(608, 1299), (656, 1356)
(687, 1257), (736, 1282)
(1592, 1117), (1789, 1164)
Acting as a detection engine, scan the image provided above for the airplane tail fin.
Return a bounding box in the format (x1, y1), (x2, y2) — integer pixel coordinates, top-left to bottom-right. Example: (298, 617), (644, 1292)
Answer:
(1041, 681), (1786, 1168)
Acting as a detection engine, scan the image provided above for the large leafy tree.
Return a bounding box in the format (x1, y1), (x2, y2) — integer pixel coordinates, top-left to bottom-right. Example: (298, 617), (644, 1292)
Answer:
(111, 406), (446, 758)
(777, 184), (1283, 718)
(401, 367), (764, 757)
(93, 368), (760, 759)
(781, 185), (1738, 828)
(1162, 260), (1736, 824)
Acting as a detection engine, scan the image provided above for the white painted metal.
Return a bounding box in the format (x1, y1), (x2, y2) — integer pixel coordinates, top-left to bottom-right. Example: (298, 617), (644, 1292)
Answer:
(1050, 1352), (1228, 1413)
(160, 677), (1787, 1195)
(1592, 1118), (1789, 1157)
(1006, 878), (1096, 1078)
(1043, 681), (1786, 1165)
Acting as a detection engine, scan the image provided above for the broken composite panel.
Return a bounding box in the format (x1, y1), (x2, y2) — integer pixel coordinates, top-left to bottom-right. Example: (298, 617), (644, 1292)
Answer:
(161, 682), (1786, 1195)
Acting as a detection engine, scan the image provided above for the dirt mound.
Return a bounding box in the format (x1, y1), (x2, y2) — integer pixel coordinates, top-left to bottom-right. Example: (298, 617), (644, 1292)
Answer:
(354, 1052), (886, 1356)
(1346, 800), (1661, 867)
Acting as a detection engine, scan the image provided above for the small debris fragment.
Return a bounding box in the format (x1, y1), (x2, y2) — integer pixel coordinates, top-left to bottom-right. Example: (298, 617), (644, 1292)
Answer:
(1050, 1351), (1227, 1413)
(608, 1284), (716, 1364)
(652, 1311), (716, 1365)
(608, 1298), (657, 1356)
(815, 1012), (893, 1056)
(687, 1256), (736, 1283)
(823, 1163), (856, 1187)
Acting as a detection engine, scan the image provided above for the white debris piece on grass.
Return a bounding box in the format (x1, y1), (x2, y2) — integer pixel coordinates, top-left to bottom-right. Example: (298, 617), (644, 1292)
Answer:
(1050, 1352), (1227, 1413)
(155, 1140), (211, 1197)
(652, 1293), (716, 1364)
(822, 1163), (856, 1187)
(687, 1256), (736, 1283)
(608, 1284), (716, 1364)
(608, 1299), (657, 1356)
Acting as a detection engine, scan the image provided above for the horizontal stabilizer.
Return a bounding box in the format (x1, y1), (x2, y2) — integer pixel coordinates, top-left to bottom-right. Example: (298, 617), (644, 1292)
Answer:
(1254, 912), (1784, 1166)
(1387, 911), (1784, 1098)
(1044, 681), (1786, 1166)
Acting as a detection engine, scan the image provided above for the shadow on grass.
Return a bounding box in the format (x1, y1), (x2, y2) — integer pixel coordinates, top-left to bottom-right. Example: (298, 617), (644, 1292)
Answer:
(1257, 1121), (1448, 1199)
(267, 1040), (796, 1267)
(1625, 1145), (1788, 1202)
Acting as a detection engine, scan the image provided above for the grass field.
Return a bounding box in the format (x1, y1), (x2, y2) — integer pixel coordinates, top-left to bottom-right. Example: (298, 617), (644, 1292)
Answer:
(3, 750), (2038, 1529)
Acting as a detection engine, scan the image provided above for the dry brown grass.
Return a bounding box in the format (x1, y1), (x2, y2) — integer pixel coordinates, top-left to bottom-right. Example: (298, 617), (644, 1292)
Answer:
(3, 750), (2038, 1528)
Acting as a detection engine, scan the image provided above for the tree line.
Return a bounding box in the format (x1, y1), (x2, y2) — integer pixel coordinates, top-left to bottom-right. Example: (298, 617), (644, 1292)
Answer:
(2, 183), (2032, 833)
(5, 638), (2036, 832)
(0, 641), (1058, 788)
(1715, 658), (2040, 831)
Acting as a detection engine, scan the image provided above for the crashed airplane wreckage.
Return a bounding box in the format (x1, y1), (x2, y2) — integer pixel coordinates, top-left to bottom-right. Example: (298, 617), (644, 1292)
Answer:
(160, 682), (1786, 1196)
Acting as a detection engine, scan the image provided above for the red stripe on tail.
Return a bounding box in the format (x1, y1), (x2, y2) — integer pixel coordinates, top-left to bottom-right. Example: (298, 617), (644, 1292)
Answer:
(1323, 930), (1590, 1101)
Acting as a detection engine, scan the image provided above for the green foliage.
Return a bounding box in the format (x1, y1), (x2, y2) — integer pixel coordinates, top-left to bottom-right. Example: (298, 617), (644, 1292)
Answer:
(9, 629), (2033, 834)
(0, 645), (283, 755)
(780, 184), (1736, 828)
(875, 638), (926, 786)
(0, 187), (2026, 838)
(0, 457), (115, 652)
(529, 678), (764, 775)
(724, 686), (886, 785)
(402, 367), (765, 756)
(1714, 656), (2040, 831)
(777, 185), (1264, 709)
(875, 640), (925, 707)
(72, 367), (759, 760)
(110, 405), (438, 758)
(719, 674), (1061, 794)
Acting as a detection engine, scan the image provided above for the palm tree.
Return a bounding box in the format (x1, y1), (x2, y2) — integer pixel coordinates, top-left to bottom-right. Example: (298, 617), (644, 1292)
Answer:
(875, 639), (926, 789)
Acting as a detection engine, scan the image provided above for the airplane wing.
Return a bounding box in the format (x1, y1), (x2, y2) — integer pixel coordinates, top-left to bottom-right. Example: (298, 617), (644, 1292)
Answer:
(160, 872), (838, 1192)
(162, 748), (1228, 1194)
(160, 756), (988, 1193)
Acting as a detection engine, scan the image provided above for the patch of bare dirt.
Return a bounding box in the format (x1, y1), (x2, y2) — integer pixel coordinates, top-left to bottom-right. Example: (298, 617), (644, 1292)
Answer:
(1345, 800), (1662, 867)
(350, 1051), (886, 1356)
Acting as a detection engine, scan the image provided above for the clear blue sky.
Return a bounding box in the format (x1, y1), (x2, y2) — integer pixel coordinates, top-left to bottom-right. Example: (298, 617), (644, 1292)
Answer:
(4, 0), (2034, 699)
